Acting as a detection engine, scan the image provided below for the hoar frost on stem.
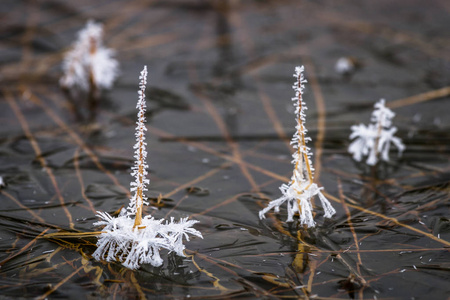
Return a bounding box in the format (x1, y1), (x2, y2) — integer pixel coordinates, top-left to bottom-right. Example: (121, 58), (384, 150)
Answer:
(348, 99), (405, 166)
(93, 66), (202, 270)
(259, 66), (336, 228)
(128, 66), (150, 228)
(60, 20), (118, 93)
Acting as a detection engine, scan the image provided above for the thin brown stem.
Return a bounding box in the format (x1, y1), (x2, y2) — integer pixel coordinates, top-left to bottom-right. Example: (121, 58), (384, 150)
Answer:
(133, 86), (147, 228)
(292, 72), (314, 185)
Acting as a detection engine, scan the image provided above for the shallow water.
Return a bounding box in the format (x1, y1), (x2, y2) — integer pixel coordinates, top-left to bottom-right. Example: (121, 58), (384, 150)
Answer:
(0, 0), (449, 299)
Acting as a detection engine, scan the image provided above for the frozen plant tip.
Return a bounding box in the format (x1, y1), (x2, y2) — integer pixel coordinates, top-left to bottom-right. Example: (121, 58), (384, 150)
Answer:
(348, 99), (405, 166)
(60, 20), (119, 93)
(259, 66), (336, 228)
(93, 66), (202, 270)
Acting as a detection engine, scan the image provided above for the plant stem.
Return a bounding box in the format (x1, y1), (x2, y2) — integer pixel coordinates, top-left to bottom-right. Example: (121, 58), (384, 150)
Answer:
(134, 91), (146, 228)
(132, 66), (148, 228)
(293, 71), (314, 185)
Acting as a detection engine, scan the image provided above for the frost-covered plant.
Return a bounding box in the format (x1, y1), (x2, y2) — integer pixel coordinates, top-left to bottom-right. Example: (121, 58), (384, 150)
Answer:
(93, 66), (202, 270)
(348, 99), (405, 166)
(60, 20), (119, 93)
(127, 65), (150, 228)
(259, 66), (336, 228)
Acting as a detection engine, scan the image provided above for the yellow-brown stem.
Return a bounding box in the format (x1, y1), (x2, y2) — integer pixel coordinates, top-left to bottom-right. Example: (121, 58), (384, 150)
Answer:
(133, 103), (146, 228)
(87, 37), (99, 121)
(134, 190), (143, 227)
(291, 73), (315, 218)
(373, 110), (383, 163)
(292, 75), (314, 185)
(89, 37), (97, 55)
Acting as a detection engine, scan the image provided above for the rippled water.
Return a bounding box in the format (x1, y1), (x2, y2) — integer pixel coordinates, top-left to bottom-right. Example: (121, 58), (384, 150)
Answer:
(0, 0), (449, 299)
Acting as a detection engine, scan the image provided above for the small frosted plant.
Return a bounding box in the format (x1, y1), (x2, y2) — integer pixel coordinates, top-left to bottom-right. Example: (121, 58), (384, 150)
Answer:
(60, 20), (119, 95)
(259, 66), (336, 228)
(348, 99), (405, 166)
(93, 66), (202, 270)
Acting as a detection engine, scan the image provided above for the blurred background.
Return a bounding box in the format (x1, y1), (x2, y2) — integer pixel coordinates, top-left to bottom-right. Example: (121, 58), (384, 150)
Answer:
(0, 0), (449, 299)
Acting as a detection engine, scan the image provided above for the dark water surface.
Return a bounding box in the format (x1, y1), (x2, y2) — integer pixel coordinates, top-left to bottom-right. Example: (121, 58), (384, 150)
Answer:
(0, 0), (449, 299)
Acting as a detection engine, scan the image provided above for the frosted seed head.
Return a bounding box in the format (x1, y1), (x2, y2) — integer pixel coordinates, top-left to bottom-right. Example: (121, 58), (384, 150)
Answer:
(60, 20), (118, 92)
(349, 99), (405, 165)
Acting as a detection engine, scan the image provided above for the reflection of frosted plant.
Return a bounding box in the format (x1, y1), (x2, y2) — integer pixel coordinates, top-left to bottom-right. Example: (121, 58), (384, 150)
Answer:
(93, 67), (202, 270)
(349, 99), (405, 166)
(60, 20), (119, 93)
(259, 66), (336, 228)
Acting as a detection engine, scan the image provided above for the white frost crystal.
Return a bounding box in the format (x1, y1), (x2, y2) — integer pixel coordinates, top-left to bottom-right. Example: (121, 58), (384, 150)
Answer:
(348, 99), (405, 166)
(335, 57), (355, 75)
(259, 66), (336, 228)
(93, 66), (202, 270)
(60, 20), (119, 91)
(259, 181), (336, 228)
(93, 212), (201, 270)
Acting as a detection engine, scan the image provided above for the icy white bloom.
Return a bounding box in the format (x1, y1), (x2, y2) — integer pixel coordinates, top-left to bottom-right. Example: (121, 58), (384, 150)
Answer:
(0, 176), (4, 187)
(92, 212), (202, 270)
(349, 99), (405, 166)
(335, 57), (355, 75)
(259, 181), (335, 228)
(60, 20), (118, 92)
(94, 66), (202, 270)
(259, 66), (336, 228)
(348, 123), (378, 165)
(371, 99), (396, 128)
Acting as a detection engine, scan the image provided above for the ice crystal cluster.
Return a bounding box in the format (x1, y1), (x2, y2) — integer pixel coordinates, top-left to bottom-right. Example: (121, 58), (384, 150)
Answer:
(93, 66), (202, 270)
(259, 66), (336, 228)
(93, 212), (201, 270)
(60, 20), (119, 92)
(348, 99), (405, 166)
(335, 57), (355, 75)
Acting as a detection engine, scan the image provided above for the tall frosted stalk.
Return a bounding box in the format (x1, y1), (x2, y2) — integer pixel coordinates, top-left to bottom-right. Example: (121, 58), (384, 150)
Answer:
(259, 66), (336, 228)
(93, 66), (202, 269)
(128, 66), (150, 228)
